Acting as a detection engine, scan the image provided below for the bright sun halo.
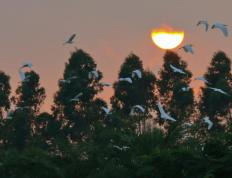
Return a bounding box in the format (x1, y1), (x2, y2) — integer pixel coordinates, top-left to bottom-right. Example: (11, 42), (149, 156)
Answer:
(151, 28), (184, 49)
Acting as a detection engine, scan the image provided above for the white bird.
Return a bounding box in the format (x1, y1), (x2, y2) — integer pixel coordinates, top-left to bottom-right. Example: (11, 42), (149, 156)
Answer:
(59, 79), (71, 84)
(131, 69), (142, 79)
(130, 105), (145, 115)
(70, 92), (83, 102)
(181, 87), (190, 92)
(197, 20), (209, 31)
(208, 87), (230, 96)
(202, 116), (213, 130)
(195, 76), (211, 84)
(113, 145), (130, 151)
(170, 64), (186, 75)
(101, 107), (111, 115)
(18, 69), (26, 82)
(99, 82), (112, 87)
(157, 102), (177, 122)
(63, 34), (76, 45)
(67, 76), (77, 80)
(119, 77), (133, 84)
(211, 23), (228, 37)
(20, 62), (33, 69)
(179, 44), (194, 54)
(88, 69), (99, 79)
(183, 122), (193, 127)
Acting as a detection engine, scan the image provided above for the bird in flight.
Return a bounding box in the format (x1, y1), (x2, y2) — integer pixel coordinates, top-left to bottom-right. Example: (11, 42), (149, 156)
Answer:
(181, 87), (190, 92)
(179, 44), (194, 54)
(101, 106), (111, 115)
(195, 76), (211, 84)
(113, 145), (130, 151)
(211, 23), (228, 37)
(20, 62), (33, 69)
(131, 69), (142, 79)
(119, 77), (133, 84)
(63, 34), (76, 45)
(157, 102), (176, 122)
(202, 116), (213, 130)
(197, 20), (209, 31)
(99, 82), (112, 87)
(130, 105), (145, 115)
(70, 92), (83, 102)
(170, 64), (186, 75)
(208, 87), (230, 96)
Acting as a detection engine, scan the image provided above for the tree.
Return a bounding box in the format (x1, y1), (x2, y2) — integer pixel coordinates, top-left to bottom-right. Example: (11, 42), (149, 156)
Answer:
(156, 51), (194, 144)
(52, 49), (106, 141)
(0, 71), (11, 119)
(199, 51), (232, 131)
(13, 70), (46, 114)
(110, 53), (157, 132)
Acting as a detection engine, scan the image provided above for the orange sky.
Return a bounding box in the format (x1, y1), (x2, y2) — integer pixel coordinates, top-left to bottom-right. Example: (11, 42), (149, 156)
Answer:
(0, 0), (231, 112)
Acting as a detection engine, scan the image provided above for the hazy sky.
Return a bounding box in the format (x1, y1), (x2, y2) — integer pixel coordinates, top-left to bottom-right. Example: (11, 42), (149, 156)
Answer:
(0, 0), (231, 112)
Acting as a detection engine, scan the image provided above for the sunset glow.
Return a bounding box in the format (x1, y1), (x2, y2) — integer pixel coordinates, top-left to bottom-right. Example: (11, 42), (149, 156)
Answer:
(151, 29), (184, 49)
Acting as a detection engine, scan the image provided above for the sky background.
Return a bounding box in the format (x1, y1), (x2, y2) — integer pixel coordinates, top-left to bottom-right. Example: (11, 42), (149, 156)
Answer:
(0, 0), (231, 112)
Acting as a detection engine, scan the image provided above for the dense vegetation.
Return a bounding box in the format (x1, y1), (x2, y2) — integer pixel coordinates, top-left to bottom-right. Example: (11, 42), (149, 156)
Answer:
(0, 49), (231, 178)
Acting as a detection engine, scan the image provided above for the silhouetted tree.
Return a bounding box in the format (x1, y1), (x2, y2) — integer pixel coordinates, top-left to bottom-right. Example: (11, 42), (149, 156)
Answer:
(52, 49), (106, 141)
(157, 51), (194, 144)
(199, 51), (232, 131)
(111, 53), (157, 132)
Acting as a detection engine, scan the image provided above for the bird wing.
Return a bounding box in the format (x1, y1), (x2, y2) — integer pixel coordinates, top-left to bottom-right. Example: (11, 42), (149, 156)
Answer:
(214, 24), (228, 37)
(197, 21), (209, 31)
(186, 46), (194, 54)
(69, 34), (76, 42)
(18, 70), (25, 81)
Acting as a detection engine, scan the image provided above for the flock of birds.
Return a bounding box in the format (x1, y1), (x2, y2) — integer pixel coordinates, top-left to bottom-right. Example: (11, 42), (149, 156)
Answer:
(6, 20), (230, 131)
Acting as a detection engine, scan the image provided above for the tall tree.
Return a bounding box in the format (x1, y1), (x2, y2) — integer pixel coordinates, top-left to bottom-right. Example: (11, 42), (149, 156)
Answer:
(0, 71), (11, 119)
(156, 51), (194, 144)
(199, 51), (232, 131)
(111, 53), (157, 132)
(52, 49), (106, 141)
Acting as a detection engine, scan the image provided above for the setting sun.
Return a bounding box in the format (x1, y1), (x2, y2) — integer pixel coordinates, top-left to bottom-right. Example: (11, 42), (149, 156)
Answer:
(151, 28), (184, 49)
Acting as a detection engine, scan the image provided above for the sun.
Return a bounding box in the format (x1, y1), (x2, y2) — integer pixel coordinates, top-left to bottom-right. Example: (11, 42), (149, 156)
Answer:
(151, 28), (184, 49)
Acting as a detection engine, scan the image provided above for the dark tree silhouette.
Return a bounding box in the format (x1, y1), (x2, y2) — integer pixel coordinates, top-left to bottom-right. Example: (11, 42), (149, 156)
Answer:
(111, 53), (157, 132)
(199, 51), (232, 131)
(156, 51), (195, 144)
(52, 49), (106, 141)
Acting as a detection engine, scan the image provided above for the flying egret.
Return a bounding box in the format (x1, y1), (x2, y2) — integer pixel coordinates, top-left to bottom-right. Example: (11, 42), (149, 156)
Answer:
(197, 20), (209, 31)
(63, 34), (76, 45)
(195, 76), (211, 84)
(208, 87), (230, 96)
(101, 107), (111, 115)
(99, 82), (112, 87)
(181, 87), (190, 92)
(170, 64), (186, 75)
(88, 69), (99, 79)
(130, 105), (145, 115)
(202, 116), (213, 130)
(113, 145), (130, 151)
(70, 92), (83, 102)
(211, 23), (228, 37)
(157, 102), (177, 122)
(131, 69), (142, 79)
(59, 79), (71, 84)
(119, 77), (133, 84)
(20, 62), (33, 69)
(179, 44), (194, 54)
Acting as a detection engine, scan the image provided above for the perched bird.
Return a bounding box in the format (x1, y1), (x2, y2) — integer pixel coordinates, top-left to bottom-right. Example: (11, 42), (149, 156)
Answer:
(70, 92), (83, 102)
(208, 87), (230, 96)
(131, 69), (142, 79)
(195, 76), (211, 84)
(202, 116), (213, 130)
(157, 102), (176, 122)
(211, 23), (228, 37)
(183, 122), (193, 127)
(20, 62), (33, 69)
(179, 44), (194, 54)
(197, 20), (209, 31)
(101, 106), (111, 115)
(130, 105), (145, 115)
(88, 69), (99, 79)
(170, 64), (186, 75)
(99, 82), (112, 87)
(119, 77), (133, 84)
(63, 34), (76, 45)
(181, 87), (190, 92)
